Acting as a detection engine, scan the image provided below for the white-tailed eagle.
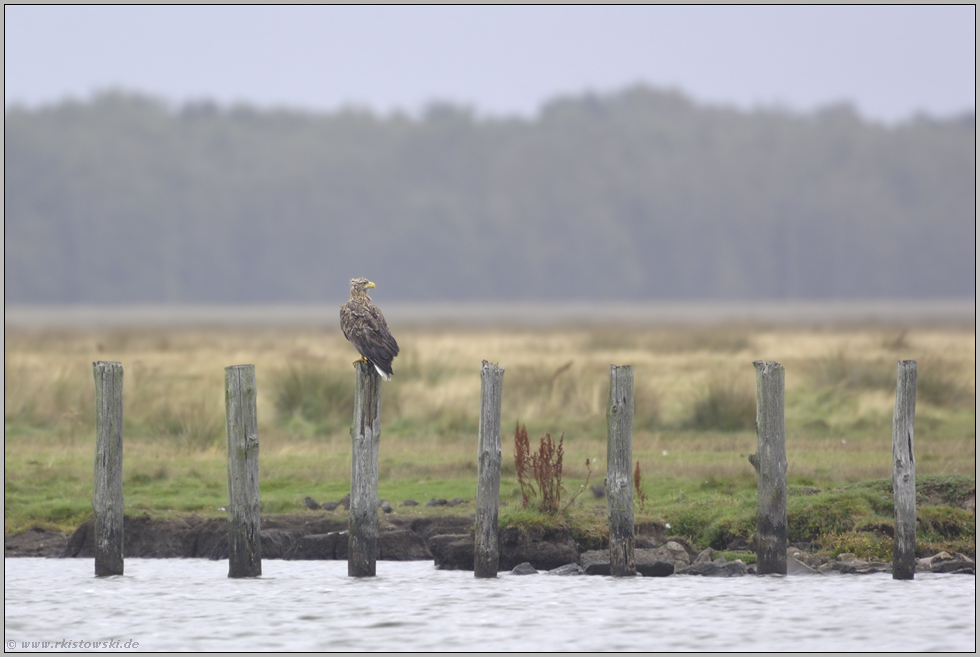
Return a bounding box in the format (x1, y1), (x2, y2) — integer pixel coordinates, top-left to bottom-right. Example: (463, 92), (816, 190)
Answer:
(340, 278), (399, 380)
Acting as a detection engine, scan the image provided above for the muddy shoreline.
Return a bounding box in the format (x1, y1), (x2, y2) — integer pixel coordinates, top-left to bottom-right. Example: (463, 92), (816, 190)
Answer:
(5, 513), (975, 576)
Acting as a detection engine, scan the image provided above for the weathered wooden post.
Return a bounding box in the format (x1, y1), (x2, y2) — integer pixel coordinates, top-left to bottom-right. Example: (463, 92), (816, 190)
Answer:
(749, 361), (787, 575)
(93, 361), (124, 577)
(225, 364), (261, 578)
(349, 360), (382, 577)
(607, 364), (636, 577)
(892, 360), (917, 580)
(475, 361), (504, 578)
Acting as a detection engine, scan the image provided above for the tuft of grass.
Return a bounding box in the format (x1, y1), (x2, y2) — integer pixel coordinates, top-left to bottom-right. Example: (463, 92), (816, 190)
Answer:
(881, 330), (910, 351)
(499, 506), (569, 533)
(271, 365), (354, 434)
(809, 352), (972, 409)
(632, 381), (661, 432)
(914, 475), (976, 508)
(685, 378), (756, 432)
(916, 505), (976, 540)
(851, 476), (977, 511)
(4, 362), (95, 429)
(716, 550), (756, 564)
(498, 503), (610, 548)
(809, 350), (895, 391)
(916, 358), (972, 408)
(787, 489), (877, 542)
(503, 362), (606, 426)
(698, 474), (756, 496)
(661, 330), (751, 354)
(659, 492), (756, 550)
(819, 532), (893, 561)
(150, 398), (223, 451)
(655, 478), (976, 556)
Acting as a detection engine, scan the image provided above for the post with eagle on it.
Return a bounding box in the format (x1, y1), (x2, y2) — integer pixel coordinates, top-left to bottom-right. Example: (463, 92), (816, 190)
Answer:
(341, 278), (399, 577)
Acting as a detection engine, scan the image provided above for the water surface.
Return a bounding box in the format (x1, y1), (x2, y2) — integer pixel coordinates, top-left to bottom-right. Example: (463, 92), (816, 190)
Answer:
(4, 559), (975, 651)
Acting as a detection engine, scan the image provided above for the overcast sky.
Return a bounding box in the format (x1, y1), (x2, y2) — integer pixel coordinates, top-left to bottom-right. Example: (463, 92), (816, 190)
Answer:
(4, 5), (976, 123)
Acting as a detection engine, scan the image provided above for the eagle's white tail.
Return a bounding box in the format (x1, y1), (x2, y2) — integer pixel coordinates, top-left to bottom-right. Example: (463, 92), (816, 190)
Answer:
(375, 363), (392, 381)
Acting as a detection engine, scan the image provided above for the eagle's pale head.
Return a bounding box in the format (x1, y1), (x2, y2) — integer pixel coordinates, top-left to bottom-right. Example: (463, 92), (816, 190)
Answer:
(350, 277), (376, 296)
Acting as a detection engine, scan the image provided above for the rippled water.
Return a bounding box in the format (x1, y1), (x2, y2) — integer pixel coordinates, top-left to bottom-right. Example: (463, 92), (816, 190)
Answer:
(4, 559), (975, 651)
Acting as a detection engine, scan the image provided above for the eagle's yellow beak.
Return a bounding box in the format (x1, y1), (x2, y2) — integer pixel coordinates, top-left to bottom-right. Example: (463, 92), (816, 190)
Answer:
(366, 281), (376, 289)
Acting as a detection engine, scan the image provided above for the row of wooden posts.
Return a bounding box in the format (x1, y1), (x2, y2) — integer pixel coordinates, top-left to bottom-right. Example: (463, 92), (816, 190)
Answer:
(91, 358), (919, 581)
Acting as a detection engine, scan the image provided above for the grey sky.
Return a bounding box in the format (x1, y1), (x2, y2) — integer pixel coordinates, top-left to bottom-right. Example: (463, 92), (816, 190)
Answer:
(4, 5), (975, 123)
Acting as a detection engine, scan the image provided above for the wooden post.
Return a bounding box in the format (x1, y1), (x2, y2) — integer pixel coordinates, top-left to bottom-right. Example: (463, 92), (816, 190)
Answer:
(349, 360), (382, 577)
(606, 364), (636, 577)
(750, 361), (787, 575)
(226, 364), (261, 578)
(475, 361), (504, 578)
(93, 361), (124, 577)
(892, 360), (917, 580)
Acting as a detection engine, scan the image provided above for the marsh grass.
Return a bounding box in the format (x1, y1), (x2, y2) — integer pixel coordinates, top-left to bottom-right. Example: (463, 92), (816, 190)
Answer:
(4, 325), (975, 541)
(807, 350), (973, 410)
(915, 357), (974, 408)
(584, 328), (751, 354)
(4, 359), (96, 429)
(650, 475), (975, 556)
(819, 532), (894, 561)
(271, 365), (354, 434)
(809, 350), (896, 390)
(685, 377), (756, 432)
(149, 398), (224, 451)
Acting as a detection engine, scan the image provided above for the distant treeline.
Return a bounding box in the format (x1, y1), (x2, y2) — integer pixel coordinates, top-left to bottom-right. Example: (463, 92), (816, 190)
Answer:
(5, 87), (975, 303)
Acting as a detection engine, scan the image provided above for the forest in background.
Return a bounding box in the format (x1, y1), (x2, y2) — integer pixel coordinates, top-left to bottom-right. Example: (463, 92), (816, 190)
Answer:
(5, 86), (975, 304)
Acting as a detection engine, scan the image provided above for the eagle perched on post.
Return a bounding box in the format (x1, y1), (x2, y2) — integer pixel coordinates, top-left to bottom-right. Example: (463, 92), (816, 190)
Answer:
(340, 278), (399, 380)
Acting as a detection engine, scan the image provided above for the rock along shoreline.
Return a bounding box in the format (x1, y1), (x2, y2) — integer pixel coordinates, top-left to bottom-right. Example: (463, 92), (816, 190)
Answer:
(5, 513), (975, 577)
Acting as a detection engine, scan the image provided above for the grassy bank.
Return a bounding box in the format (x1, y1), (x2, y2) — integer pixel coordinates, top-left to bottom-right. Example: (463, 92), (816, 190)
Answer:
(4, 324), (975, 558)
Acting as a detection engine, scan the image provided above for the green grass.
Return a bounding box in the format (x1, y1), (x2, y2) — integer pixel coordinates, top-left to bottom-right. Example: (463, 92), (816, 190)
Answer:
(684, 378), (756, 432)
(4, 325), (975, 560)
(644, 476), (976, 559)
(271, 365), (355, 435)
(4, 426), (974, 561)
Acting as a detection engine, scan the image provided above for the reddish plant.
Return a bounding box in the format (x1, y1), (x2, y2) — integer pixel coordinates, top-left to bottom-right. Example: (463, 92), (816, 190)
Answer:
(634, 461), (647, 512)
(514, 423), (535, 508)
(533, 433), (564, 515)
(514, 423), (571, 515)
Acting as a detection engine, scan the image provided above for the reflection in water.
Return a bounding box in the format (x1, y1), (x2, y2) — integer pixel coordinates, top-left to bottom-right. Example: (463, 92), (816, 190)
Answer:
(4, 559), (975, 651)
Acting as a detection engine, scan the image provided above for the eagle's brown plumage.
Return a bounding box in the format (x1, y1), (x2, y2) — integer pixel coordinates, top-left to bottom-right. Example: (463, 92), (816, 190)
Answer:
(340, 278), (399, 380)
